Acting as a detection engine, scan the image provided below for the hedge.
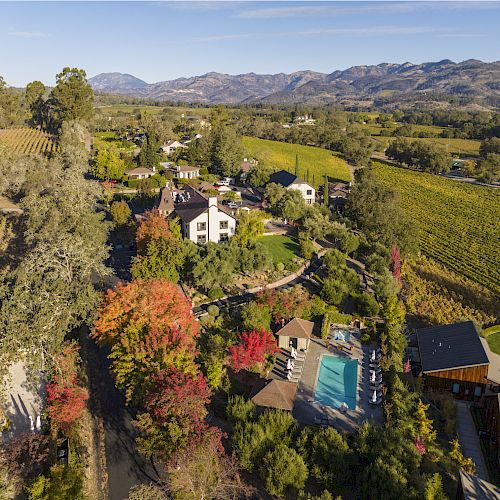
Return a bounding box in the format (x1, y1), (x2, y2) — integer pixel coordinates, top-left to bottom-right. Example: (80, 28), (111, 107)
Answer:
(321, 310), (353, 339)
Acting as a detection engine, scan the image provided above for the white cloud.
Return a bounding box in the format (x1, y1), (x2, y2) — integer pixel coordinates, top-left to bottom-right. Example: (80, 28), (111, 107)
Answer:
(238, 2), (500, 19)
(194, 26), (453, 42)
(8, 31), (49, 38)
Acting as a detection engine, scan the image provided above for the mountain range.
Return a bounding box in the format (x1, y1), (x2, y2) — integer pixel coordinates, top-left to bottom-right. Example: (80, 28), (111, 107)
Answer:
(89, 60), (500, 106)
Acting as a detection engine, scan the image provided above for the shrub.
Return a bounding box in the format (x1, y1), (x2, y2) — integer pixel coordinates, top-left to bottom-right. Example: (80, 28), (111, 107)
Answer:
(207, 305), (219, 317)
(207, 287), (225, 300)
(227, 395), (256, 424)
(361, 333), (371, 343)
(275, 262), (285, 272)
(353, 292), (380, 317)
(300, 238), (315, 260)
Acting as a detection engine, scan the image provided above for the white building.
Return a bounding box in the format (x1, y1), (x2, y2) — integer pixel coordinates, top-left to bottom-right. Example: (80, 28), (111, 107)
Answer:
(127, 166), (155, 180)
(170, 186), (236, 244)
(162, 140), (188, 155)
(268, 170), (315, 205)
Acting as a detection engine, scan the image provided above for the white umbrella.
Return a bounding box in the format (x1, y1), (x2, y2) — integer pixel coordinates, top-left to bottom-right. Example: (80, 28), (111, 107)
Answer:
(287, 359), (294, 370)
(35, 415), (41, 432)
(370, 371), (376, 383)
(370, 350), (376, 362)
(29, 415), (34, 432)
(371, 390), (377, 403)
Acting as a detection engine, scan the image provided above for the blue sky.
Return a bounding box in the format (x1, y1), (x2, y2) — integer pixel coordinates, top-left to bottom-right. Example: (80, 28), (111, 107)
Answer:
(1, 1), (499, 86)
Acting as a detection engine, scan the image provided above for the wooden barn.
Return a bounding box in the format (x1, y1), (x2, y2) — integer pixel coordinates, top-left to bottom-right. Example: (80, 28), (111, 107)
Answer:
(416, 321), (490, 401)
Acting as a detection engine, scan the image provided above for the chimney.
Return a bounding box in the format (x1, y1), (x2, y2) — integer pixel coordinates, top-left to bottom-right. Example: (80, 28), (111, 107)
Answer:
(208, 196), (218, 207)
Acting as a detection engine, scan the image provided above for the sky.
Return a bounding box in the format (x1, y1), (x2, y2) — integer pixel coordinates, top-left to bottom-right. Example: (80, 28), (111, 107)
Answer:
(1, 1), (499, 86)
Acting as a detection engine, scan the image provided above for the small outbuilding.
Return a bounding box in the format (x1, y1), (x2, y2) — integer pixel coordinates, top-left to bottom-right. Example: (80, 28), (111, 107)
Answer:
(276, 318), (314, 352)
(250, 379), (298, 412)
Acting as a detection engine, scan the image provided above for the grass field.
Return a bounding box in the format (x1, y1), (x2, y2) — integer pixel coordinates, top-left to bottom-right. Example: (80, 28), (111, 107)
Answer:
(93, 131), (137, 152)
(0, 128), (58, 156)
(258, 235), (300, 265)
(372, 162), (500, 294)
(242, 136), (351, 186)
(487, 332), (500, 355)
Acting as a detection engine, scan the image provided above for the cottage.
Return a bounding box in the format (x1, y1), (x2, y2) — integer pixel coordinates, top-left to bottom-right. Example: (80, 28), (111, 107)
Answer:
(127, 166), (155, 180)
(173, 165), (200, 180)
(268, 170), (315, 205)
(172, 186), (236, 244)
(250, 379), (297, 412)
(276, 318), (315, 352)
(416, 321), (490, 400)
(162, 140), (188, 155)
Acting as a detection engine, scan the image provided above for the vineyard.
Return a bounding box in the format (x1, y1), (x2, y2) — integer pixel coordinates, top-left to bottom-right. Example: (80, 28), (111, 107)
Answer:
(372, 162), (500, 294)
(0, 128), (58, 156)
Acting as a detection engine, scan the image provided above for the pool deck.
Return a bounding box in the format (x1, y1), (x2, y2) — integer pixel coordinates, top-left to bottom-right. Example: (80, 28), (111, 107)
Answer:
(292, 329), (384, 432)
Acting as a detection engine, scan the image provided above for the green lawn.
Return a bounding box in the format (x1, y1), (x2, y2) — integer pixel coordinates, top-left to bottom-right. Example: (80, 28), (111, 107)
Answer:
(258, 235), (300, 265)
(487, 331), (500, 355)
(94, 104), (211, 118)
(242, 136), (351, 186)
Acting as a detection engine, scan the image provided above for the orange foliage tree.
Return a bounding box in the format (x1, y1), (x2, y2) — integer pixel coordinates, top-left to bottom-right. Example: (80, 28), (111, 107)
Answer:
(93, 279), (199, 402)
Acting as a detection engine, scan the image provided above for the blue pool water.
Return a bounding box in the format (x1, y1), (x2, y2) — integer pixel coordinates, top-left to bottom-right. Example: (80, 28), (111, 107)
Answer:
(315, 355), (358, 410)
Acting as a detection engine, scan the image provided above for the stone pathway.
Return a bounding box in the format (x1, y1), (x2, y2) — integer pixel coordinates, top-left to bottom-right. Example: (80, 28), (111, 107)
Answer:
(455, 400), (489, 480)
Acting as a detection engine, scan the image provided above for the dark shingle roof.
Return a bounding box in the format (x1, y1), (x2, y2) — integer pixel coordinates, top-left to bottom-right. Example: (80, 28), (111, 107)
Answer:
(268, 170), (305, 188)
(417, 321), (489, 373)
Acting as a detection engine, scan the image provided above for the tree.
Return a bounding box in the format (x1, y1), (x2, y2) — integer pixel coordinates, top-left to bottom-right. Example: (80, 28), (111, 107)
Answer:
(338, 230), (360, 255)
(278, 189), (306, 221)
(93, 279), (199, 401)
(299, 205), (339, 241)
(50, 67), (94, 128)
(227, 395), (256, 425)
(234, 210), (265, 245)
(135, 367), (211, 459)
(229, 329), (277, 372)
(477, 153), (500, 183)
(424, 473), (447, 500)
(132, 210), (185, 283)
(0, 434), (53, 494)
(46, 343), (88, 432)
(25, 81), (46, 128)
(354, 292), (380, 317)
(390, 246), (401, 281)
(449, 439), (475, 473)
(210, 124), (243, 177)
(110, 201), (131, 226)
(240, 301), (272, 332)
(138, 134), (161, 170)
(126, 484), (168, 500)
(300, 237), (315, 260)
(248, 164), (273, 187)
(167, 429), (254, 500)
(26, 461), (84, 500)
(414, 400), (437, 450)
(263, 182), (287, 209)
(92, 148), (126, 180)
(190, 242), (236, 292)
(260, 444), (308, 498)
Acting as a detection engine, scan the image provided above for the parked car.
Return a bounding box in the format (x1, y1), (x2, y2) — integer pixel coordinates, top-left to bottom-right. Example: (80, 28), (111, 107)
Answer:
(227, 201), (238, 209)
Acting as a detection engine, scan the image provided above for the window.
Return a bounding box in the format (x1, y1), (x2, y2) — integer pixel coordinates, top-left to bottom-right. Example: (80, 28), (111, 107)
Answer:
(306, 199), (312, 205)
(452, 383), (460, 394)
(219, 233), (229, 242)
(220, 220), (228, 230)
(306, 189), (313, 195)
(197, 222), (206, 231)
(474, 386), (482, 397)
(197, 235), (206, 244)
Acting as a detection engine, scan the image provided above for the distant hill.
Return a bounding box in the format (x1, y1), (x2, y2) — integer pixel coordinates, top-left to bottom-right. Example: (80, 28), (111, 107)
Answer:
(89, 72), (148, 93)
(89, 60), (500, 107)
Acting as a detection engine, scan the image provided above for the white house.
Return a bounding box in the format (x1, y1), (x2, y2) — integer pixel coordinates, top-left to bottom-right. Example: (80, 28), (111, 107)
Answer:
(162, 140), (188, 155)
(127, 166), (155, 180)
(268, 170), (315, 205)
(171, 186), (236, 244)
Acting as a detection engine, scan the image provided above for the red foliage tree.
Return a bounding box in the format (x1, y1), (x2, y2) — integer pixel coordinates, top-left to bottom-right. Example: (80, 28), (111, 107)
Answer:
(229, 329), (278, 372)
(135, 367), (212, 459)
(46, 344), (88, 432)
(93, 279), (199, 401)
(403, 359), (411, 374)
(390, 246), (401, 281)
(414, 435), (426, 455)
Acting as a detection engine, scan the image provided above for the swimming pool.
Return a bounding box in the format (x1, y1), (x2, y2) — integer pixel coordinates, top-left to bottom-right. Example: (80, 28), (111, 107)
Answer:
(314, 355), (358, 410)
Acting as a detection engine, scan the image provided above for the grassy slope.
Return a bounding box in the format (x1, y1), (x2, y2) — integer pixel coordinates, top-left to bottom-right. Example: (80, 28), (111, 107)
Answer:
(487, 332), (500, 355)
(258, 235), (300, 265)
(372, 162), (500, 294)
(242, 136), (351, 186)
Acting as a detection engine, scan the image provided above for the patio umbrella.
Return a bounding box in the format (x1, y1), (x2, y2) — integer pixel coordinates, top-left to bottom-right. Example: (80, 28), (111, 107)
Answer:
(35, 415), (41, 432)
(370, 371), (376, 383)
(287, 358), (294, 370)
(370, 350), (376, 362)
(371, 390), (377, 403)
(29, 415), (34, 432)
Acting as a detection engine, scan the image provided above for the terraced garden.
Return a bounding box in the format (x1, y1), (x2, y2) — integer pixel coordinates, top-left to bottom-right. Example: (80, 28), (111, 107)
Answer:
(0, 128), (58, 156)
(242, 136), (351, 186)
(373, 162), (500, 294)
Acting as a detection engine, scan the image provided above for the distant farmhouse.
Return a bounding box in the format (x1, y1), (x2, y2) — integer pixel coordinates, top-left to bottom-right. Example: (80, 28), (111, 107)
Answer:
(127, 166), (155, 180)
(162, 140), (188, 156)
(160, 163), (200, 180)
(326, 181), (351, 213)
(268, 170), (315, 205)
(157, 185), (236, 244)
